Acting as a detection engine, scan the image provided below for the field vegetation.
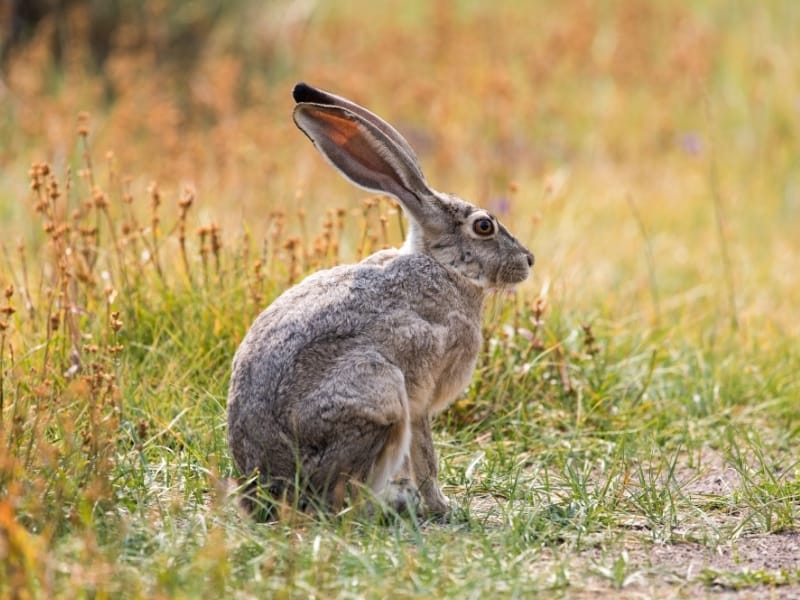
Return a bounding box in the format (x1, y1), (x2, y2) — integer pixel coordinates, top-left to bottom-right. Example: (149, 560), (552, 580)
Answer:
(1, 0), (799, 596)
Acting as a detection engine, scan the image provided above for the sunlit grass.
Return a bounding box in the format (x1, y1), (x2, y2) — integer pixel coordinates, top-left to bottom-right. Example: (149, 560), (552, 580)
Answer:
(1, 0), (799, 596)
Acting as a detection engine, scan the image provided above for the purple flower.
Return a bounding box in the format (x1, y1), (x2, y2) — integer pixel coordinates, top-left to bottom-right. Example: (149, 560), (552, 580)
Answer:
(678, 132), (703, 156)
(489, 196), (511, 215)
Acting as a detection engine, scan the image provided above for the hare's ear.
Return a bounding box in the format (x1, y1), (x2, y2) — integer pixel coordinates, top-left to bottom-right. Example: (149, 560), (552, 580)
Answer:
(293, 83), (423, 176)
(293, 94), (434, 223)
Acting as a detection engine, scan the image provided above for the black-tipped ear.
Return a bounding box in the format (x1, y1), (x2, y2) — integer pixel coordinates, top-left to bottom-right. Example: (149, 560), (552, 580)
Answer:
(293, 82), (327, 104)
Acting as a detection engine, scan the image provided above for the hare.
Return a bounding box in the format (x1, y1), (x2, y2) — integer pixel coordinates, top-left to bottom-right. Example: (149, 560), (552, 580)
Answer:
(227, 82), (533, 517)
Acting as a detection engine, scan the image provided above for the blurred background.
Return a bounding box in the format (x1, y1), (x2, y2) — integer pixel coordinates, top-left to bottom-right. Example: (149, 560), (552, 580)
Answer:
(1, 0), (798, 334)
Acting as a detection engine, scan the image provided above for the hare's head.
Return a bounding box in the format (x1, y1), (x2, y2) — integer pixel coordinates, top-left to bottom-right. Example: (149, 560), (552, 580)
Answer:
(292, 83), (533, 289)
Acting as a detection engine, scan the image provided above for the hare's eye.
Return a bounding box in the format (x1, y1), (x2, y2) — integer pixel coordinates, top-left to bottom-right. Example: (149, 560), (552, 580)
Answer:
(473, 218), (495, 236)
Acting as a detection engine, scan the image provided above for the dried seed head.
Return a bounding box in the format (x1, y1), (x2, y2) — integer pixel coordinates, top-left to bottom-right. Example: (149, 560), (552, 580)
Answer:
(148, 181), (161, 206)
(137, 419), (149, 440)
(210, 224), (222, 254)
(77, 112), (91, 136)
(282, 236), (300, 251)
(34, 381), (51, 398)
(178, 187), (195, 210)
(93, 187), (109, 208)
(48, 178), (60, 200)
(581, 323), (598, 357)
(533, 296), (547, 317)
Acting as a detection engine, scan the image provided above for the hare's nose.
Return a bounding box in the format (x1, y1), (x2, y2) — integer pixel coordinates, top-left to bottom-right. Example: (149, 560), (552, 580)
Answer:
(526, 253), (534, 268)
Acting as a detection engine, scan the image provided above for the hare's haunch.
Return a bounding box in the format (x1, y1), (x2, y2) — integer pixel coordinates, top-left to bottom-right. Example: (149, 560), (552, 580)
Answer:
(227, 83), (533, 517)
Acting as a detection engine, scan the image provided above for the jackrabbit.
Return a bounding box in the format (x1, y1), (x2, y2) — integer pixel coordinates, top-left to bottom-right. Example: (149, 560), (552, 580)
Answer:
(227, 82), (533, 516)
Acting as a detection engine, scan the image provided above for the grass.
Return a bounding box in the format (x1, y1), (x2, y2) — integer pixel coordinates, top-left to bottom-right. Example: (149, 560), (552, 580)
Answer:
(1, 0), (799, 597)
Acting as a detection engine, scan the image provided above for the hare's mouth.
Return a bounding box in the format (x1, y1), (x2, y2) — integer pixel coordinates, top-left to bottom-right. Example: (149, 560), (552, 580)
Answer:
(497, 262), (532, 286)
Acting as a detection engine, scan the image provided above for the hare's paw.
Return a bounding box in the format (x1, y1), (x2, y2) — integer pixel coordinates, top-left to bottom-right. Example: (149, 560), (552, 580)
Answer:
(421, 484), (450, 517)
(382, 478), (422, 516)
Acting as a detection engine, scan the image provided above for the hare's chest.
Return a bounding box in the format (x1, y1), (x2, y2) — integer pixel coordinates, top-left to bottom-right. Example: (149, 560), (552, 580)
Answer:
(428, 313), (482, 414)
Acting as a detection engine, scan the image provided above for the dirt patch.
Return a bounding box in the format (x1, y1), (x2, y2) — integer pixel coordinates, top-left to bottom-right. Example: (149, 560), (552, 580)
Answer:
(604, 531), (800, 598)
(646, 530), (800, 573)
(596, 447), (799, 597)
(466, 444), (800, 597)
(677, 448), (743, 498)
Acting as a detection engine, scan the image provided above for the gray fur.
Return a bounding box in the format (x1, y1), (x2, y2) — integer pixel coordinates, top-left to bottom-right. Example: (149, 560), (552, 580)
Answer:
(227, 83), (534, 516)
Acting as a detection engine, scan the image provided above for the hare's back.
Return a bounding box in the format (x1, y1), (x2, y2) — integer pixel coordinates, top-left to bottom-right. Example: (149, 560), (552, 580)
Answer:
(241, 253), (470, 353)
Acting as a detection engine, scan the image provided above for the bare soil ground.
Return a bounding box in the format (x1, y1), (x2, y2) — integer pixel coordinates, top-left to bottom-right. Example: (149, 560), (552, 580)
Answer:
(594, 450), (798, 597)
(577, 531), (800, 599)
(471, 446), (799, 598)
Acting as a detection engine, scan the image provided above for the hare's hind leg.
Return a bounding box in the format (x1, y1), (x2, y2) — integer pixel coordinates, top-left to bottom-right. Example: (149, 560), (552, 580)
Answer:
(368, 393), (411, 496)
(296, 353), (410, 510)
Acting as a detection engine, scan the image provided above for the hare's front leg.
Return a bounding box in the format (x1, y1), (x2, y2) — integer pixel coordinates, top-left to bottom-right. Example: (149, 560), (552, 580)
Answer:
(409, 415), (449, 515)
